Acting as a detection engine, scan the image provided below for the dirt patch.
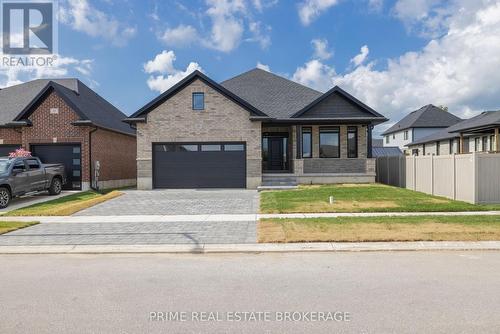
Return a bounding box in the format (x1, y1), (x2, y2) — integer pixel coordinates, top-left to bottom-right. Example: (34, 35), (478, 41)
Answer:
(424, 198), (452, 204)
(259, 221), (286, 242)
(292, 200), (399, 213)
(259, 220), (500, 243)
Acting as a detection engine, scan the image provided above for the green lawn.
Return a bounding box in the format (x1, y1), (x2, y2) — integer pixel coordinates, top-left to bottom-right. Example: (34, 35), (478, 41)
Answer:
(0, 221), (38, 234)
(259, 215), (500, 243)
(6, 190), (122, 216)
(260, 183), (500, 213)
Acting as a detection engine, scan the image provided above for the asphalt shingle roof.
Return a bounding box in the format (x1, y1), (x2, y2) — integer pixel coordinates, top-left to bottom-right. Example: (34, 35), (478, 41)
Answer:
(382, 104), (462, 135)
(221, 68), (322, 119)
(447, 110), (500, 132)
(0, 79), (134, 135)
(372, 146), (403, 157)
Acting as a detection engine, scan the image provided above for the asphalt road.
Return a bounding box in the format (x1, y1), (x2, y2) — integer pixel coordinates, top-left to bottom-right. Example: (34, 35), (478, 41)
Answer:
(1, 251), (500, 334)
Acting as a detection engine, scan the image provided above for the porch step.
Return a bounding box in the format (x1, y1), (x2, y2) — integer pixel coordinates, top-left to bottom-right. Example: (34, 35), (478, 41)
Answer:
(258, 185), (298, 191)
(261, 175), (298, 187)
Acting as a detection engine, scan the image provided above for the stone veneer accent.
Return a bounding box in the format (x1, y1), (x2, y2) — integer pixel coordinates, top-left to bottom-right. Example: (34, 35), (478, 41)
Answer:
(136, 78), (262, 189)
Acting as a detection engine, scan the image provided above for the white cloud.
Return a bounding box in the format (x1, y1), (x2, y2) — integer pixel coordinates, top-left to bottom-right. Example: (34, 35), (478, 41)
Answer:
(298, 0), (340, 26)
(144, 50), (203, 93)
(312, 38), (332, 60)
(203, 0), (246, 52)
(350, 45), (369, 66)
(291, 1), (500, 134)
(159, 25), (199, 47)
(292, 59), (335, 91)
(247, 21), (272, 49)
(256, 62), (270, 71)
(59, 0), (136, 46)
(252, 0), (278, 11)
(0, 56), (94, 88)
(393, 0), (454, 37)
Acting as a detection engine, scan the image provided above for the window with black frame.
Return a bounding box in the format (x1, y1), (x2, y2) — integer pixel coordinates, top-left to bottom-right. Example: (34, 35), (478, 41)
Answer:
(301, 127), (312, 158)
(319, 127), (340, 158)
(347, 127), (357, 158)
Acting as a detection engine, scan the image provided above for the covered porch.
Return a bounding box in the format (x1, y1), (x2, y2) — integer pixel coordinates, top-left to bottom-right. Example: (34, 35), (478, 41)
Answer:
(261, 123), (376, 185)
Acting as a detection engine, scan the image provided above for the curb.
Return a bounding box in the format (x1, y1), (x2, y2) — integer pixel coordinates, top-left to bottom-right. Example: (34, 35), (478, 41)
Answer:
(1, 241), (500, 254)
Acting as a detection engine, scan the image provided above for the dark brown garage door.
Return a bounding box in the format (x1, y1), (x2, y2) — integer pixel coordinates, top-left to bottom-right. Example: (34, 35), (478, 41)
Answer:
(30, 144), (82, 190)
(0, 145), (21, 157)
(153, 142), (246, 189)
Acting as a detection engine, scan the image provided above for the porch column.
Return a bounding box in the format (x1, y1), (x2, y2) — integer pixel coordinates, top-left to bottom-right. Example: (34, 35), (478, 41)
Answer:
(495, 128), (500, 152)
(459, 133), (464, 154)
(367, 125), (373, 158)
(296, 125), (301, 159)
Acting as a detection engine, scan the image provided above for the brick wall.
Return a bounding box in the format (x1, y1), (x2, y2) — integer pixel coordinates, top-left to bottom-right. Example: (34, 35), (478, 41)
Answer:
(0, 128), (22, 145)
(136, 78), (262, 189)
(91, 128), (137, 183)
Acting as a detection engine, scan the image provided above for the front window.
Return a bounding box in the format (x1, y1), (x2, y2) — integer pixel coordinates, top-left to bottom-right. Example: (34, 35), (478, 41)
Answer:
(475, 137), (480, 152)
(301, 127), (312, 158)
(347, 127), (358, 158)
(385, 136), (389, 144)
(319, 127), (340, 158)
(482, 136), (488, 152)
(449, 139), (454, 154)
(404, 131), (408, 140)
(192, 92), (205, 110)
(491, 135), (495, 151)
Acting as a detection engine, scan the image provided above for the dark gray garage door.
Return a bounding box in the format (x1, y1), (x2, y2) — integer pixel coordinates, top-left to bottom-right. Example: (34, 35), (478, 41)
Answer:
(30, 144), (82, 190)
(0, 145), (21, 157)
(153, 142), (246, 188)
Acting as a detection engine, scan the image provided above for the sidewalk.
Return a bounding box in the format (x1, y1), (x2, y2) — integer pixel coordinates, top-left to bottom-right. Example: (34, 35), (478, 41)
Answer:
(1, 211), (500, 223)
(1, 241), (500, 254)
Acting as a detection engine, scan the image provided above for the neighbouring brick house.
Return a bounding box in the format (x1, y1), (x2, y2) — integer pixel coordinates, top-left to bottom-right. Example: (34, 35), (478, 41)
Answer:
(0, 79), (136, 190)
(126, 69), (387, 189)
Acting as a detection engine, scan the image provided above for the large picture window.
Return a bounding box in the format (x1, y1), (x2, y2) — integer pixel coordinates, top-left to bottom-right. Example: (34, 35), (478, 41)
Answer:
(347, 127), (357, 158)
(319, 127), (340, 158)
(301, 127), (312, 158)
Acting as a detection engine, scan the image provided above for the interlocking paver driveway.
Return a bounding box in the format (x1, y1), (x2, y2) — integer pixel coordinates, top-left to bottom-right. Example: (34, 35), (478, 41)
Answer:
(0, 189), (260, 246)
(0, 220), (256, 245)
(75, 189), (259, 216)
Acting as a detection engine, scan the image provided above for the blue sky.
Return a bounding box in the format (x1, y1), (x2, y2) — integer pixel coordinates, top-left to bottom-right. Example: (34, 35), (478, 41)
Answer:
(2, 0), (500, 136)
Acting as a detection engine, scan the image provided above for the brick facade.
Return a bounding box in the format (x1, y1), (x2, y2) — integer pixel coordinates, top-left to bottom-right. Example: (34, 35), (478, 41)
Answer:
(136, 78), (262, 189)
(0, 91), (136, 190)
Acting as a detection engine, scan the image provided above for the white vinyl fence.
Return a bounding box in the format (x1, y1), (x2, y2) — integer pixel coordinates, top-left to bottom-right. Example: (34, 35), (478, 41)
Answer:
(376, 153), (500, 204)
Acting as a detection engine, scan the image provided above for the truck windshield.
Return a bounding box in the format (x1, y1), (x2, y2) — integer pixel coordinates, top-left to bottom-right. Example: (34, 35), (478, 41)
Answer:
(0, 159), (11, 173)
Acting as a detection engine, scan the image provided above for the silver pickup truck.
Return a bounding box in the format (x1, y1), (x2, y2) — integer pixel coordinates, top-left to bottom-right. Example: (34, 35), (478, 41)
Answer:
(0, 157), (67, 208)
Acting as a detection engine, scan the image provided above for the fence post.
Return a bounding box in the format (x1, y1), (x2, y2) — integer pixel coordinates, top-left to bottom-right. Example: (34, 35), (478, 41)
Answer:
(413, 155), (416, 191)
(452, 153), (456, 200)
(431, 154), (435, 195)
(473, 152), (478, 204)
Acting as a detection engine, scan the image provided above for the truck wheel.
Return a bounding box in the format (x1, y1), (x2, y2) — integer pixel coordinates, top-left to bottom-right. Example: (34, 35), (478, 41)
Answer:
(0, 187), (11, 209)
(48, 178), (62, 195)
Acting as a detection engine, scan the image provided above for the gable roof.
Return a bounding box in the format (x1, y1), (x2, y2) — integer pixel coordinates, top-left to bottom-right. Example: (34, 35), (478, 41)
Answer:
(1, 79), (134, 135)
(130, 70), (266, 119)
(382, 105), (462, 135)
(447, 110), (500, 133)
(291, 86), (387, 122)
(220, 68), (322, 119)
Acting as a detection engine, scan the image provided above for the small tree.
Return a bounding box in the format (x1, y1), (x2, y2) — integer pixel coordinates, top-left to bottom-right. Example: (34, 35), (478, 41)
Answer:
(9, 148), (32, 158)
(438, 105), (449, 112)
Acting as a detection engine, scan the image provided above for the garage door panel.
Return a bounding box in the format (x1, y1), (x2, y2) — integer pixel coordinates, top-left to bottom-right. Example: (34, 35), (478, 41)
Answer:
(0, 145), (21, 157)
(153, 143), (246, 188)
(30, 144), (82, 190)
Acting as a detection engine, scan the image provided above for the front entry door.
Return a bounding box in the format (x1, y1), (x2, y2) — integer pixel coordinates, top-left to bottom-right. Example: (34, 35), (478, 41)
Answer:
(268, 137), (284, 170)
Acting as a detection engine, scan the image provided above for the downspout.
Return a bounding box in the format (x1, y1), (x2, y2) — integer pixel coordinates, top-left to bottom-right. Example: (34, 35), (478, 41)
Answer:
(89, 127), (99, 191)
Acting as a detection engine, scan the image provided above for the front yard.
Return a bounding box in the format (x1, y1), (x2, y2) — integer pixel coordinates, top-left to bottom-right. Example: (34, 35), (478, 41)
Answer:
(0, 221), (38, 234)
(6, 190), (123, 216)
(260, 183), (500, 213)
(259, 215), (500, 243)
